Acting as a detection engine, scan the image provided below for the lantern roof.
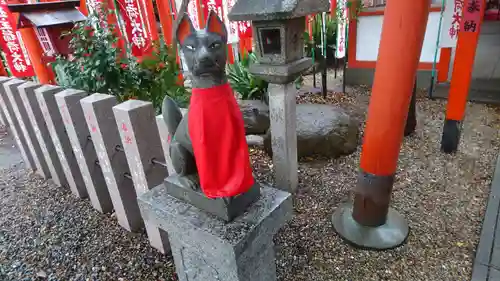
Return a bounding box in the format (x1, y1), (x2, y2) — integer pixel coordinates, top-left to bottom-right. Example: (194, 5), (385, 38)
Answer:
(228, 0), (330, 21)
(7, 0), (86, 29)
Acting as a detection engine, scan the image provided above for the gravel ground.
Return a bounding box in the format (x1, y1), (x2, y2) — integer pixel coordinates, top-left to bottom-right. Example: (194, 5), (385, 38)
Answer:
(1, 78), (500, 280)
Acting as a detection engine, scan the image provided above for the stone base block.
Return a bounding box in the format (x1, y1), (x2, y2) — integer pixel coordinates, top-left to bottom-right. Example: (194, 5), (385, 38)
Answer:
(138, 184), (293, 281)
(164, 175), (261, 222)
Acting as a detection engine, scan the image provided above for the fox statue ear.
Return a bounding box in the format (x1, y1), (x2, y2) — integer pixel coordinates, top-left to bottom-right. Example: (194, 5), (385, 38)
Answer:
(205, 10), (227, 42)
(175, 12), (196, 45)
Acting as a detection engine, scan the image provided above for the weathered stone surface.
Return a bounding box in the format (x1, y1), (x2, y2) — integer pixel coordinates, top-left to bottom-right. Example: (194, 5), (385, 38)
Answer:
(263, 104), (359, 159)
(55, 89), (113, 213)
(36, 85), (88, 198)
(113, 100), (170, 253)
(4, 79), (49, 177)
(228, 0), (329, 21)
(81, 93), (143, 232)
(138, 184), (293, 281)
(246, 135), (264, 147)
(267, 83), (298, 194)
(0, 77), (35, 170)
(238, 100), (270, 135)
(18, 81), (68, 187)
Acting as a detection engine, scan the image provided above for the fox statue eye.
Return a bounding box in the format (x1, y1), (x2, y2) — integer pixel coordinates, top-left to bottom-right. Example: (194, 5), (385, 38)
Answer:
(185, 45), (195, 51)
(209, 42), (221, 49)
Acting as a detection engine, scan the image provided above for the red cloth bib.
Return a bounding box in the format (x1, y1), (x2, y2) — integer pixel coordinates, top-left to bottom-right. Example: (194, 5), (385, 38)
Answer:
(188, 83), (255, 198)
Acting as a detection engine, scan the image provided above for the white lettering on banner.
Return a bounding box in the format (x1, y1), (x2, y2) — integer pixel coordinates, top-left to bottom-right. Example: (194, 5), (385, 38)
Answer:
(0, 3), (32, 76)
(440, 0), (464, 47)
(335, 0), (347, 59)
(125, 0), (147, 50)
(222, 0), (239, 43)
(187, 0), (200, 30)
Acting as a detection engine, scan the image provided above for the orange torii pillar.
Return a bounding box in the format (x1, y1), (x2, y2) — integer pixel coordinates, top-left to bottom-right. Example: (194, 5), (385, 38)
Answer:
(441, 1), (486, 154)
(332, 0), (431, 250)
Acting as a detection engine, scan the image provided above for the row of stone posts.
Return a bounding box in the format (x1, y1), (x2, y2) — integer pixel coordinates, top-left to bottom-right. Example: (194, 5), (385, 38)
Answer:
(0, 77), (174, 253)
(0, 76), (293, 281)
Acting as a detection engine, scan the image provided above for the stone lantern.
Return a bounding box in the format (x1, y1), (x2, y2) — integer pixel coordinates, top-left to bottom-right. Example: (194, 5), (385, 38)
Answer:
(229, 0), (329, 193)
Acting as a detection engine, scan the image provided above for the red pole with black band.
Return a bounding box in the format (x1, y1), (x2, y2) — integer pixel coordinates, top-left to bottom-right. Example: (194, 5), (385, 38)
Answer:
(441, 0), (486, 154)
(332, 0), (431, 250)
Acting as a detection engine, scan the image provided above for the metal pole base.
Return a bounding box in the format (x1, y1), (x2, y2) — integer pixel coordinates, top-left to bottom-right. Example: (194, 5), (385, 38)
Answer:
(332, 203), (409, 250)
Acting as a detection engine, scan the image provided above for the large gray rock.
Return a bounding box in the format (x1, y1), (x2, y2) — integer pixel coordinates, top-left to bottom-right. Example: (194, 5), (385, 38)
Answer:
(238, 100), (270, 135)
(263, 104), (359, 159)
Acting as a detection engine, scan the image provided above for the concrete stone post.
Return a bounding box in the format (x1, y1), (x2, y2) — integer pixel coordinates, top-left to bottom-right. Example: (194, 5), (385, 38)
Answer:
(55, 89), (113, 213)
(113, 100), (170, 253)
(80, 94), (143, 232)
(4, 79), (50, 178)
(155, 115), (176, 175)
(0, 77), (35, 170)
(138, 184), (293, 281)
(36, 85), (88, 198)
(268, 83), (298, 194)
(18, 81), (68, 187)
(0, 104), (7, 127)
(155, 109), (188, 176)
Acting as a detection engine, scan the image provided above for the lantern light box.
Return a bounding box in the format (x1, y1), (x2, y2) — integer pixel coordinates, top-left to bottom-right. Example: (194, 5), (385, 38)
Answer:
(228, 0), (329, 84)
(7, 0), (86, 58)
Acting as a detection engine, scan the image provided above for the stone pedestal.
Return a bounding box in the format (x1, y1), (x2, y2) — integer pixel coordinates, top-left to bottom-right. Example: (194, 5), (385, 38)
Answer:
(138, 184), (292, 281)
(268, 83), (298, 194)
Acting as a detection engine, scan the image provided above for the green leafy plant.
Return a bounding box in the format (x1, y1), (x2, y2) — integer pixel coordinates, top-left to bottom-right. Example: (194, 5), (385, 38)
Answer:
(52, 9), (188, 112)
(227, 52), (268, 103)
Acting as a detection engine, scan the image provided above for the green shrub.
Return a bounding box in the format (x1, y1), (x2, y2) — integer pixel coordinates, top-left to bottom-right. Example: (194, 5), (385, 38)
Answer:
(227, 52), (268, 103)
(52, 10), (188, 112)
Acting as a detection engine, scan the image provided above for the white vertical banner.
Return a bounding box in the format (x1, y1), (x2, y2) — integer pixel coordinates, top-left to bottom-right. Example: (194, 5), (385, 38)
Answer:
(222, 0), (239, 44)
(187, 0), (200, 30)
(335, 0), (347, 58)
(440, 0), (463, 48)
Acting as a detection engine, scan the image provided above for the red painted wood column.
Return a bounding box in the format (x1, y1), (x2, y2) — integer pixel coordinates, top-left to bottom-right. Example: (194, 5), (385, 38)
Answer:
(78, 0), (89, 16)
(157, 0), (174, 45)
(332, 0), (431, 250)
(437, 47), (452, 82)
(330, 0), (336, 16)
(441, 0), (486, 154)
(19, 28), (55, 84)
(0, 59), (8, 76)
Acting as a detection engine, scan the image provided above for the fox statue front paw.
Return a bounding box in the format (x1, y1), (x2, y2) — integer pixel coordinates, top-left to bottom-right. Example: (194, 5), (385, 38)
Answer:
(178, 174), (201, 192)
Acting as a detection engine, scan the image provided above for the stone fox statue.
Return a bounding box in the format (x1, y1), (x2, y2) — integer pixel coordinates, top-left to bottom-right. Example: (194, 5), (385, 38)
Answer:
(162, 10), (255, 199)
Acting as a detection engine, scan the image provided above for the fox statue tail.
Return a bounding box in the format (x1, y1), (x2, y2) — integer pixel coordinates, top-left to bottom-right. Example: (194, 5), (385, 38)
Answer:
(162, 96), (183, 136)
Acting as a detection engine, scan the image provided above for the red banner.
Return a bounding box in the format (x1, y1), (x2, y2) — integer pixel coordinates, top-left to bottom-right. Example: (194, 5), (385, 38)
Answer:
(203, 0), (224, 22)
(237, 20), (252, 39)
(116, 0), (154, 57)
(0, 0), (34, 77)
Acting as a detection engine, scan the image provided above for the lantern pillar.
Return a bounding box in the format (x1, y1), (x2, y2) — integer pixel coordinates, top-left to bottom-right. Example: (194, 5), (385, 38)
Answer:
(441, 0), (486, 154)
(332, 0), (431, 250)
(19, 28), (55, 84)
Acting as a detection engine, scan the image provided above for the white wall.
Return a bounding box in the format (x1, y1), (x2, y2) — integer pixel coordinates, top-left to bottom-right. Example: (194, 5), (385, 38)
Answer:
(355, 11), (442, 63)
